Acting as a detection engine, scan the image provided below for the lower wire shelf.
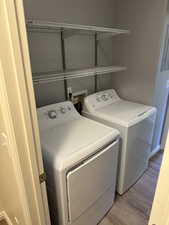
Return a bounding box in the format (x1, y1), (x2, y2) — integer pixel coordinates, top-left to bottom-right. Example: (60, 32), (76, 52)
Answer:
(33, 66), (126, 85)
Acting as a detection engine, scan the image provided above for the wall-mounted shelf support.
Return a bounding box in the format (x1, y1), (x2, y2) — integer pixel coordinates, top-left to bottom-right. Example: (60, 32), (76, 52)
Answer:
(94, 33), (98, 92)
(61, 29), (68, 99)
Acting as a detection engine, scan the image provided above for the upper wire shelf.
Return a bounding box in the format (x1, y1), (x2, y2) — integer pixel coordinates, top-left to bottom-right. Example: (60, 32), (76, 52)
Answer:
(26, 20), (130, 37)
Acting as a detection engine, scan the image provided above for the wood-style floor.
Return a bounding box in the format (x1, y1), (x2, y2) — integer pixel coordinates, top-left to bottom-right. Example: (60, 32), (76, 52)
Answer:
(99, 151), (163, 225)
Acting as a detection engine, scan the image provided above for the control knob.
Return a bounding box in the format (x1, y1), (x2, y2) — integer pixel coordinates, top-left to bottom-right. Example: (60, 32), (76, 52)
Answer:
(101, 94), (108, 101)
(67, 106), (71, 111)
(48, 110), (57, 119)
(60, 107), (66, 114)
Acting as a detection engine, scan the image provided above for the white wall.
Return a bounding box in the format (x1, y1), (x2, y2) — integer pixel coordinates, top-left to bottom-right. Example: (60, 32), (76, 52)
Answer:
(111, 0), (167, 105)
(23, 0), (116, 107)
(152, 2), (169, 151)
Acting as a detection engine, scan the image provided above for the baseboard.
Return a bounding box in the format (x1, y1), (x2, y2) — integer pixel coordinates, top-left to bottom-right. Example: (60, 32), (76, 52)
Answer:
(149, 145), (161, 159)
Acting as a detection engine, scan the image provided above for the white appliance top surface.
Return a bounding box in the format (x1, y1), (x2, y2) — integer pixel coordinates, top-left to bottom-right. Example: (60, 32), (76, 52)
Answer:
(37, 101), (119, 169)
(83, 89), (156, 126)
(97, 100), (154, 123)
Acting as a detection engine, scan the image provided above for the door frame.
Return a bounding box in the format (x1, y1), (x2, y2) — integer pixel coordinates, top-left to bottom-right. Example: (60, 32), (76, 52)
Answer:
(0, 0), (50, 224)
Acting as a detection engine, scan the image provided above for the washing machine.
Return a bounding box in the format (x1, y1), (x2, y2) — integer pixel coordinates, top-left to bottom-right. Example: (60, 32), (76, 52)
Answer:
(37, 101), (120, 225)
(83, 89), (157, 195)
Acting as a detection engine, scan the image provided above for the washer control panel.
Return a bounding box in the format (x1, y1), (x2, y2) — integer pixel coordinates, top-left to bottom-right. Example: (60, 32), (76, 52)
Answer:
(84, 89), (120, 110)
(47, 105), (72, 119)
(37, 101), (80, 131)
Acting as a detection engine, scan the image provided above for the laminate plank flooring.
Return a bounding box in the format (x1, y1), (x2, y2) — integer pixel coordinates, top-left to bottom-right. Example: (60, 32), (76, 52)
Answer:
(99, 151), (163, 225)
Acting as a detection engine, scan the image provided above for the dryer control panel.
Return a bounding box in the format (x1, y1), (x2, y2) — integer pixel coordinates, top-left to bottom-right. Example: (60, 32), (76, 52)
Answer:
(37, 101), (80, 131)
(84, 89), (120, 111)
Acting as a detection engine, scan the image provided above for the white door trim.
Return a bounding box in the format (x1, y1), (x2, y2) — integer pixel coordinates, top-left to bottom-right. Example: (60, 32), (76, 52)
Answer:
(12, 0), (51, 223)
(149, 144), (161, 159)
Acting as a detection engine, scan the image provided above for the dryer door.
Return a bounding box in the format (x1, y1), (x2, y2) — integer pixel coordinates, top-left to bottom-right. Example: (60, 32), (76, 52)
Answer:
(66, 140), (119, 223)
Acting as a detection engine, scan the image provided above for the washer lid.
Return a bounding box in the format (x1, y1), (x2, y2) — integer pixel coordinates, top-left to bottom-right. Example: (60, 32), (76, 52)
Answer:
(93, 100), (156, 126)
(40, 117), (119, 170)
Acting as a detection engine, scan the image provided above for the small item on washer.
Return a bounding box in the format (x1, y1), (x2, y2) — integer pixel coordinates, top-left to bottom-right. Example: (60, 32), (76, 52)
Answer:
(69, 92), (73, 101)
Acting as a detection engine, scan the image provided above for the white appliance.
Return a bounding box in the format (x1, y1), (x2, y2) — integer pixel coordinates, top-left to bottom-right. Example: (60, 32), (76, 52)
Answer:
(83, 89), (157, 195)
(37, 101), (120, 225)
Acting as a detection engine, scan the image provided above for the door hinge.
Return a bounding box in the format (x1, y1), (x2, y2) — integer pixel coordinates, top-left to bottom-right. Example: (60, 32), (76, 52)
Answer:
(39, 172), (46, 184)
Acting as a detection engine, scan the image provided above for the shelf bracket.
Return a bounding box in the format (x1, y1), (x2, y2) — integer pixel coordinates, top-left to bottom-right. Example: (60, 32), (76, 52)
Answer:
(63, 30), (80, 39)
(61, 29), (68, 99)
(94, 33), (98, 92)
